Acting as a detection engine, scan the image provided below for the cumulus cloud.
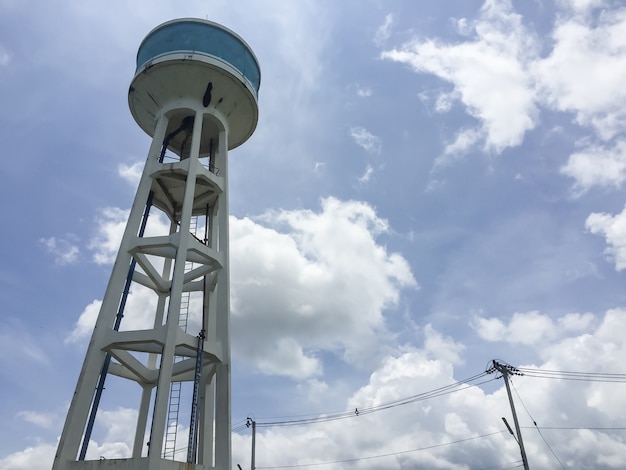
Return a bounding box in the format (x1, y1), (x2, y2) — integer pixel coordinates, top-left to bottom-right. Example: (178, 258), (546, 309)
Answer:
(68, 198), (416, 376)
(560, 139), (626, 194)
(231, 197), (417, 378)
(0, 407), (143, 468)
(422, 324), (465, 365)
(0, 443), (57, 470)
(88, 207), (129, 265)
(10, 310), (626, 469)
(472, 310), (595, 345)
(229, 310), (626, 469)
(66, 299), (102, 343)
(534, 7), (626, 141)
(87, 206), (170, 265)
(558, 0), (605, 14)
(66, 283), (162, 344)
(117, 161), (143, 186)
(255, 337), (322, 380)
(586, 204), (626, 271)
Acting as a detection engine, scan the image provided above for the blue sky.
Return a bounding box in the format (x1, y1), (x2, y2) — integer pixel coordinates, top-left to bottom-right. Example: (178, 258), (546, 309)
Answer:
(2, 0), (626, 468)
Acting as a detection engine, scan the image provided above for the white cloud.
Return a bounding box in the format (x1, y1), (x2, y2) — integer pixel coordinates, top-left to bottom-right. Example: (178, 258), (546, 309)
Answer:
(229, 310), (626, 469)
(88, 207), (129, 265)
(455, 17), (472, 36)
(382, 1), (626, 193)
(533, 8), (626, 141)
(256, 338), (322, 380)
(87, 206), (170, 265)
(0, 442), (57, 470)
(39, 236), (80, 265)
(11, 310), (626, 469)
(434, 128), (484, 169)
(117, 162), (142, 187)
(67, 198), (416, 376)
(313, 161), (326, 173)
(558, 0), (606, 14)
(434, 91), (457, 113)
(472, 310), (596, 345)
(0, 408), (140, 469)
(374, 13), (394, 46)
(586, 204), (626, 270)
(16, 411), (55, 429)
(382, 0), (538, 154)
(297, 378), (330, 407)
(557, 312), (596, 331)
(422, 324), (465, 365)
(348, 349), (455, 409)
(560, 139), (626, 194)
(358, 164), (374, 184)
(66, 299), (102, 344)
(66, 283), (161, 344)
(231, 197), (417, 378)
(349, 126), (382, 154)
(356, 85), (373, 97)
(97, 407), (138, 453)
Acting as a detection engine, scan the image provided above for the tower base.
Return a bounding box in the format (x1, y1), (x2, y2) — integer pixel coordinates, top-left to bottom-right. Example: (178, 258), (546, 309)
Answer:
(64, 458), (219, 470)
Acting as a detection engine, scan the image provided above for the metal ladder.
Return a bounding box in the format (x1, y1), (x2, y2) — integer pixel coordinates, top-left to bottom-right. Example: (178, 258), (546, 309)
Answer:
(163, 216), (198, 460)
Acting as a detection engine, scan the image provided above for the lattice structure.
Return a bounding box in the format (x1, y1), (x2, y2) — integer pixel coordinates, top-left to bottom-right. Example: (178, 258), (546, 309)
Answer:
(52, 18), (260, 470)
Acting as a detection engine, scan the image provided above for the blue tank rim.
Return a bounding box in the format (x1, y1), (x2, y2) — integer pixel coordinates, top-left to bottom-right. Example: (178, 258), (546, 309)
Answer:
(136, 18), (261, 93)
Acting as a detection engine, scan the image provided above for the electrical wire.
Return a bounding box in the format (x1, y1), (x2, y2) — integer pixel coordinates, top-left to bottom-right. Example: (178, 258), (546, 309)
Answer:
(254, 431), (507, 469)
(237, 364), (626, 433)
(230, 362), (626, 469)
(509, 378), (567, 470)
(233, 372), (496, 431)
(523, 426), (626, 431)
(516, 367), (626, 383)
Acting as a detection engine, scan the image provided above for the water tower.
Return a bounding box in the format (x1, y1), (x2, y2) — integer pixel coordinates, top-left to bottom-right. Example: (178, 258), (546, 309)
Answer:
(53, 18), (260, 470)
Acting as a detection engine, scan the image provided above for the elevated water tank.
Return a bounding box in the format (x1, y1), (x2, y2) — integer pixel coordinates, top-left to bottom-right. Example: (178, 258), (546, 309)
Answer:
(128, 18), (260, 151)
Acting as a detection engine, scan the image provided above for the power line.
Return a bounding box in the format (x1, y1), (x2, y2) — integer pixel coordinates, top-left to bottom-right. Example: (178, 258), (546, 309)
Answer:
(233, 372), (496, 431)
(235, 363), (626, 434)
(254, 431), (508, 469)
(516, 367), (626, 383)
(232, 361), (626, 465)
(510, 378), (566, 470)
(229, 361), (626, 470)
(523, 426), (626, 431)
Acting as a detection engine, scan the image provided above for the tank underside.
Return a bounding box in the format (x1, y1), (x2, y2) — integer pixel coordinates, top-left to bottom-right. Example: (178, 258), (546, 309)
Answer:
(129, 55), (258, 150)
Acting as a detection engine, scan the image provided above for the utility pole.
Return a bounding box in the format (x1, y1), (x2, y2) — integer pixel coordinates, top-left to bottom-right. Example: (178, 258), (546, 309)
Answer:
(247, 418), (256, 470)
(490, 360), (530, 470)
